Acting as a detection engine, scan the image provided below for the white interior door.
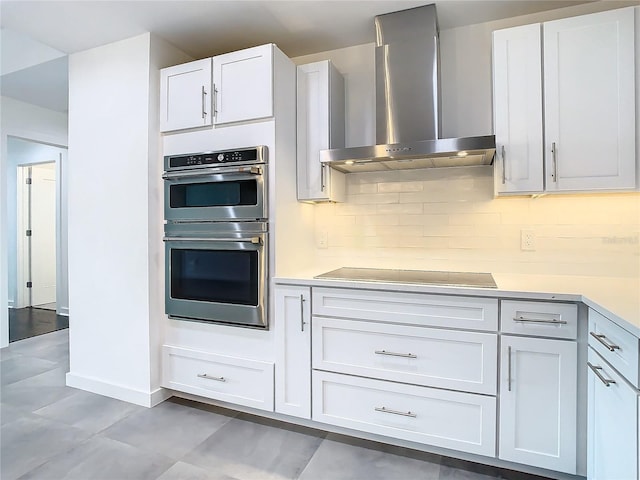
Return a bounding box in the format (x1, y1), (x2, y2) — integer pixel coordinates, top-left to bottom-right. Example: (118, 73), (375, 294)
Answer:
(30, 163), (57, 306)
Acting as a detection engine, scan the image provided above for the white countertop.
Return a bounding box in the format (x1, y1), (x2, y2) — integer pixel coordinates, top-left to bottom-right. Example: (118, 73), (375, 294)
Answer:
(274, 271), (640, 338)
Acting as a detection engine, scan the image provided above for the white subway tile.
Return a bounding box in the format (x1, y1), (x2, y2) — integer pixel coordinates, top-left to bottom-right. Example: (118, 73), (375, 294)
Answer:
(378, 181), (424, 193)
(356, 215), (400, 226)
(376, 203), (423, 215)
(350, 193), (399, 204)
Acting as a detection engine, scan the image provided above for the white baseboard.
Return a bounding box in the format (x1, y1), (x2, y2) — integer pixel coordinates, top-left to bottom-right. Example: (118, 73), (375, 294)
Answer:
(66, 372), (171, 408)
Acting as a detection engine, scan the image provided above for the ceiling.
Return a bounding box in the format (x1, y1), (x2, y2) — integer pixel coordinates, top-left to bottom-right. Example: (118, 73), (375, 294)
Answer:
(0, 0), (595, 114)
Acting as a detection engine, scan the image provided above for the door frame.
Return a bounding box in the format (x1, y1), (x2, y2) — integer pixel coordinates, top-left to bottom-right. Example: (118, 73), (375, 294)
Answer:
(15, 160), (58, 309)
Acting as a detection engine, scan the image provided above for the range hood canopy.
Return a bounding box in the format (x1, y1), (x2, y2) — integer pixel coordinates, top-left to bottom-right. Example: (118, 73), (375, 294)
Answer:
(321, 4), (495, 173)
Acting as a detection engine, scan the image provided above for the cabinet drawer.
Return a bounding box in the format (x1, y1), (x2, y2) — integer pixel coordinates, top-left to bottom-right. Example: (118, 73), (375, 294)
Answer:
(312, 371), (496, 457)
(588, 309), (639, 388)
(312, 317), (497, 394)
(500, 300), (577, 339)
(313, 288), (498, 331)
(163, 345), (274, 411)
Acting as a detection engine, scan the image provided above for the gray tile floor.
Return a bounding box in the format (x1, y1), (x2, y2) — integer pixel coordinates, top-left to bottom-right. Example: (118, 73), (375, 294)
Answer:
(1, 330), (550, 480)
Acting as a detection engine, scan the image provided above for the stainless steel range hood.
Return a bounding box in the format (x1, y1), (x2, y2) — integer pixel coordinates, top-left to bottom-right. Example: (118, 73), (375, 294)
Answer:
(321, 4), (495, 173)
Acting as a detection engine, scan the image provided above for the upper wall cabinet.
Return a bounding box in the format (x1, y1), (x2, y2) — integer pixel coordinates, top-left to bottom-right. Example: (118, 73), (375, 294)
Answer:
(543, 8), (636, 191)
(296, 60), (346, 202)
(160, 44), (274, 133)
(492, 7), (637, 194)
(160, 58), (213, 132)
(213, 44), (273, 125)
(493, 24), (544, 194)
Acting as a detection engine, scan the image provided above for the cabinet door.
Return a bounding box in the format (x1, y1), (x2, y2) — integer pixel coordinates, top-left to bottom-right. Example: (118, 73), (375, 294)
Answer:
(296, 61), (346, 202)
(213, 44), (273, 125)
(492, 24), (544, 194)
(160, 58), (212, 132)
(275, 285), (311, 419)
(587, 348), (638, 480)
(499, 336), (577, 474)
(543, 8), (636, 191)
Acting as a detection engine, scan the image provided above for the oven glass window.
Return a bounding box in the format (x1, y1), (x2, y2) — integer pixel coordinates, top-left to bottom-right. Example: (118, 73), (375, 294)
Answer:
(170, 180), (258, 208)
(171, 249), (258, 306)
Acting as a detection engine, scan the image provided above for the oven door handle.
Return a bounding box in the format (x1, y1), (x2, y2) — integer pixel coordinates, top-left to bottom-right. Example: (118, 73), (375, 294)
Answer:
(163, 236), (262, 245)
(162, 166), (262, 180)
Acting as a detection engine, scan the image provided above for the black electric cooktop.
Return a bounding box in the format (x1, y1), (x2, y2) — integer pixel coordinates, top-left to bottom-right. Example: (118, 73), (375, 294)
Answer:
(314, 267), (497, 289)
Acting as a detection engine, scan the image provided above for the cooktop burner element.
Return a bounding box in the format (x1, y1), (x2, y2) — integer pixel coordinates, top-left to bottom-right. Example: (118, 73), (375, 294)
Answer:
(314, 267), (498, 288)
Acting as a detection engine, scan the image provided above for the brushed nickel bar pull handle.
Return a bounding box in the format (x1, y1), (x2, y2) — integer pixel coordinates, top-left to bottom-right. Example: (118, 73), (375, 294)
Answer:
(197, 373), (226, 382)
(162, 165), (262, 180)
(587, 362), (616, 387)
(300, 294), (306, 332)
(163, 236), (261, 244)
(375, 407), (417, 418)
(201, 86), (207, 119)
(374, 350), (417, 359)
(507, 346), (512, 392)
(501, 145), (506, 184)
(590, 332), (621, 352)
(320, 163), (326, 192)
(551, 142), (558, 182)
(513, 316), (567, 325)
(213, 85), (218, 117)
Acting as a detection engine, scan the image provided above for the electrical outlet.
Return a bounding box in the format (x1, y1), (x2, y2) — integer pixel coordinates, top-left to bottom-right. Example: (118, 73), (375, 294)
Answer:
(317, 230), (328, 249)
(521, 229), (536, 251)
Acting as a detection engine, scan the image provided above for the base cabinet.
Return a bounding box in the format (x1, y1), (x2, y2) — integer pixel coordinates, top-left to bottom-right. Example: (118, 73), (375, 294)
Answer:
(312, 370), (497, 457)
(587, 348), (638, 480)
(274, 286), (311, 419)
(162, 345), (274, 411)
(499, 336), (577, 474)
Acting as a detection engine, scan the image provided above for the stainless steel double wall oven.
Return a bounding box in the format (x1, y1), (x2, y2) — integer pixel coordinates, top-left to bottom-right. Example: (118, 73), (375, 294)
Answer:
(163, 146), (268, 328)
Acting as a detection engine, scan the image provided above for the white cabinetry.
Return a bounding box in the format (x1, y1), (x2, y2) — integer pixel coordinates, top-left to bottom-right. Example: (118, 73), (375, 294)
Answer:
(587, 349), (638, 480)
(587, 308), (639, 480)
(492, 7), (636, 194)
(313, 370), (497, 457)
(160, 58), (212, 132)
(274, 285), (311, 419)
(213, 44), (273, 125)
(296, 60), (346, 202)
(499, 335), (578, 474)
(163, 345), (274, 411)
(544, 8), (636, 191)
(492, 23), (544, 194)
(310, 287), (498, 457)
(160, 44), (275, 133)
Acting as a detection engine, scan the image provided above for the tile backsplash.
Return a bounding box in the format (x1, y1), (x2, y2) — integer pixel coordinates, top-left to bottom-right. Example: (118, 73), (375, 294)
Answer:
(314, 166), (640, 278)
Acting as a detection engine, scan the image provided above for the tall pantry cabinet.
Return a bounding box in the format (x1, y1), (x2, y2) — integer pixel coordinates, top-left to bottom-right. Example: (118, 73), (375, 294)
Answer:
(493, 7), (637, 194)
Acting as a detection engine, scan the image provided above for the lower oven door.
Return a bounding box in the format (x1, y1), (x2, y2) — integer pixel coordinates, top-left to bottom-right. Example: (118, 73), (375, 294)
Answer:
(163, 222), (267, 328)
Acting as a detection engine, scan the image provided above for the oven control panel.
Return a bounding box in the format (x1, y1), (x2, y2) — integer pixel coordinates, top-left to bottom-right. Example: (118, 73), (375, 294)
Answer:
(166, 146), (266, 170)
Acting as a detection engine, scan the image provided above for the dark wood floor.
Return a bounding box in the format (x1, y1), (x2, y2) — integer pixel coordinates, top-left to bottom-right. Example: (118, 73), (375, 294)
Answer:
(8, 307), (68, 342)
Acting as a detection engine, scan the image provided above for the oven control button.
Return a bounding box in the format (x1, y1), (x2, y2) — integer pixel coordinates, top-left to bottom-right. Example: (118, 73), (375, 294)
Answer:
(217, 154), (225, 162)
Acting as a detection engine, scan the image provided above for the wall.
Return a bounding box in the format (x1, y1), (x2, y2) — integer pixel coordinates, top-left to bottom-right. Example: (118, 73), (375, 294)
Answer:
(0, 97), (68, 348)
(313, 167), (639, 278)
(294, 1), (640, 280)
(67, 33), (191, 406)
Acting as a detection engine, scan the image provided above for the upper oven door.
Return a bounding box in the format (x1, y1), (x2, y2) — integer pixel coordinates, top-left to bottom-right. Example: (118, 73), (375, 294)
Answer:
(164, 222), (267, 328)
(163, 165), (267, 222)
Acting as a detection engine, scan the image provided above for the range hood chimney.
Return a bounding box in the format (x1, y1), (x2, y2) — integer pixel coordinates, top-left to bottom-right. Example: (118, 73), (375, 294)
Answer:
(321, 4), (495, 173)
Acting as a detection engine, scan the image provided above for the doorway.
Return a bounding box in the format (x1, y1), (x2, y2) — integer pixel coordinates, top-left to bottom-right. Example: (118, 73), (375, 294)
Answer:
(6, 137), (69, 341)
(17, 163), (57, 309)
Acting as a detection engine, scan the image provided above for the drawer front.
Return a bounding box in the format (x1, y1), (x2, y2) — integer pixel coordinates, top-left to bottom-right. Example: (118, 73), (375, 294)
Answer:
(312, 317), (498, 394)
(313, 288), (498, 331)
(500, 300), (577, 339)
(312, 371), (497, 457)
(588, 309), (639, 388)
(163, 345), (274, 411)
